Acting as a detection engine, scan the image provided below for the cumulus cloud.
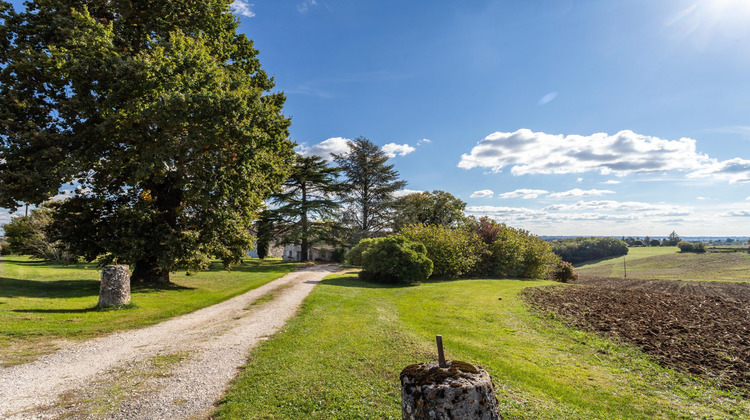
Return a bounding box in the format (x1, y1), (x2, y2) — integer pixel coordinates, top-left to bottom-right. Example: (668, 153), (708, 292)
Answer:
(696, 196), (708, 200)
(382, 143), (416, 158)
(498, 189), (548, 199)
(603, 180), (621, 184)
(722, 210), (750, 217)
(231, 1), (256, 18)
(296, 137), (350, 161)
(470, 189), (494, 198)
(687, 158), (750, 183)
(417, 138), (432, 146)
(542, 200), (687, 215)
(393, 189), (424, 198)
(548, 188), (615, 198)
(458, 129), (711, 176)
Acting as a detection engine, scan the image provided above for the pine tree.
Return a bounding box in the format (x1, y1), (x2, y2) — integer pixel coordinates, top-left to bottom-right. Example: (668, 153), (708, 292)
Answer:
(333, 137), (407, 242)
(269, 155), (341, 261)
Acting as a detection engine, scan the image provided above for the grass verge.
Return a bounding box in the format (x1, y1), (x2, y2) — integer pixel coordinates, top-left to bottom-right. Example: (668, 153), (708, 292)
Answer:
(214, 272), (749, 419)
(0, 256), (299, 365)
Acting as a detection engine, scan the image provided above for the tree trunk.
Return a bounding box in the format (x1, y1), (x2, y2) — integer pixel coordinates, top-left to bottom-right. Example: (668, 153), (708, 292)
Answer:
(131, 258), (170, 285)
(300, 184), (309, 261)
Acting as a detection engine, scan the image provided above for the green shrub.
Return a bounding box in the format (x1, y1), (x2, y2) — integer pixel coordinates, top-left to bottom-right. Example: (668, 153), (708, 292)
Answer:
(677, 241), (694, 252)
(345, 238), (377, 266)
(331, 247), (346, 263)
(678, 241), (706, 253)
(0, 240), (10, 255)
(359, 236), (433, 284)
(400, 224), (486, 278)
(552, 237), (628, 264)
(3, 206), (76, 262)
(649, 239), (661, 246)
(550, 260), (578, 283)
(472, 217), (557, 279)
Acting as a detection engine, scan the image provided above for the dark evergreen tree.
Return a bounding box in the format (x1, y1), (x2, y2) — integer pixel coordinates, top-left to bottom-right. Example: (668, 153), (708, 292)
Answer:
(333, 137), (406, 242)
(269, 155), (341, 261)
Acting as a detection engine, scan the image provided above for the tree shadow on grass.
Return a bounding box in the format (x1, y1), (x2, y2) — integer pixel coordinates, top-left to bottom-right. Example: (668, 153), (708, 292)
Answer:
(0, 277), (100, 298)
(320, 275), (418, 289)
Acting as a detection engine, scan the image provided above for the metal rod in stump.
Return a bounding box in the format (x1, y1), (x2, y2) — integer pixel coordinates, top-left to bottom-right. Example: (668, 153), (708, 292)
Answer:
(436, 334), (446, 368)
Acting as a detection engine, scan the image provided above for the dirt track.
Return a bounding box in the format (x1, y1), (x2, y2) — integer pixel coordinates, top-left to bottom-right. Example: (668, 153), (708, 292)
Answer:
(524, 276), (750, 393)
(0, 264), (340, 419)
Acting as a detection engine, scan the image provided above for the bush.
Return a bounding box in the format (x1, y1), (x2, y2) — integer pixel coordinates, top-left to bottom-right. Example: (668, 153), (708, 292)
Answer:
(650, 239), (661, 246)
(359, 236), (433, 284)
(677, 241), (694, 252)
(400, 224), (486, 278)
(345, 238), (377, 266)
(550, 260), (578, 283)
(472, 217), (557, 279)
(0, 240), (10, 255)
(552, 237), (628, 264)
(331, 247), (346, 263)
(2, 206), (76, 262)
(678, 241), (706, 253)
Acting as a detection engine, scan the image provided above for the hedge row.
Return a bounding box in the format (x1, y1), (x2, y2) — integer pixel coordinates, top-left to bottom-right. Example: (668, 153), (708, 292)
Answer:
(347, 218), (559, 284)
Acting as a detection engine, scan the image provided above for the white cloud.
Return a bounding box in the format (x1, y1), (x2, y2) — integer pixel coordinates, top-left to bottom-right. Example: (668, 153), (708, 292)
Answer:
(470, 189), (494, 198)
(296, 137), (350, 161)
(577, 178), (583, 183)
(417, 138), (432, 146)
(542, 200), (687, 215)
(393, 189), (424, 198)
(458, 129), (711, 176)
(538, 91), (558, 105)
(696, 196), (708, 200)
(548, 188), (615, 198)
(382, 143), (416, 158)
(603, 180), (621, 184)
(722, 210), (750, 217)
(687, 158), (750, 184)
(231, 1), (256, 18)
(498, 189), (548, 199)
(297, 0), (318, 13)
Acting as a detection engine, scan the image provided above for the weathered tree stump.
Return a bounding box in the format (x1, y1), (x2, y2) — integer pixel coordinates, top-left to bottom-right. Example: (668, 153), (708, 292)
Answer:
(98, 265), (131, 308)
(400, 360), (501, 420)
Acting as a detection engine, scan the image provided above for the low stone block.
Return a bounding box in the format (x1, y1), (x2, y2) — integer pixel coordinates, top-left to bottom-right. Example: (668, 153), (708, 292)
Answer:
(401, 360), (501, 420)
(98, 265), (131, 307)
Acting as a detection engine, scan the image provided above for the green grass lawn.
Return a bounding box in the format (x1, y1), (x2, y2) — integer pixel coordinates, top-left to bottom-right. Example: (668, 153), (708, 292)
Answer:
(577, 246), (750, 282)
(0, 256), (299, 365)
(214, 271), (749, 419)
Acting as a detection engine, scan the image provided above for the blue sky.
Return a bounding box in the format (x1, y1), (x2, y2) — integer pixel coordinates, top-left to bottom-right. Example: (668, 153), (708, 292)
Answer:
(5, 0), (750, 237)
(231, 0), (750, 237)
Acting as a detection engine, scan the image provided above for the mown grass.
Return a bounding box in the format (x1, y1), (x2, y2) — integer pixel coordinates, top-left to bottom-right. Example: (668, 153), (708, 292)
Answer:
(214, 272), (749, 419)
(0, 256), (299, 365)
(577, 247), (750, 282)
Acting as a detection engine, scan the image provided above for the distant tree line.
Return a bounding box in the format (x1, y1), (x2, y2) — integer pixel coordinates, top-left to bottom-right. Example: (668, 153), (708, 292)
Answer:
(552, 237), (629, 264)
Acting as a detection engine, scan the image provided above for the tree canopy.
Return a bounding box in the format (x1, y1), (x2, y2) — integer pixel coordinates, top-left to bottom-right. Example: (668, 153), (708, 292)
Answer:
(333, 137), (406, 242)
(268, 155), (341, 261)
(392, 190), (468, 231)
(0, 1), (294, 283)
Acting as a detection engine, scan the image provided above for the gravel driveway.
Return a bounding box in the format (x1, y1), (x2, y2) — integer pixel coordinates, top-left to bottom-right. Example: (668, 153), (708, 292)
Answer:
(0, 264), (341, 419)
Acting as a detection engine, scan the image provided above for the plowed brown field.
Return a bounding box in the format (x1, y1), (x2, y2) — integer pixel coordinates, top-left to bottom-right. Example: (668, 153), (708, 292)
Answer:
(524, 276), (750, 393)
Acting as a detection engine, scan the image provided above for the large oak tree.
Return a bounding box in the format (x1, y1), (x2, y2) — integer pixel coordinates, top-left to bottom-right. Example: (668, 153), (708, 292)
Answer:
(0, 1), (294, 283)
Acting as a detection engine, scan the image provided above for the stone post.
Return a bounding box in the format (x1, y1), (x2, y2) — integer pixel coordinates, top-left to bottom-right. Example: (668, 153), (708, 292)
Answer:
(98, 265), (131, 308)
(400, 360), (501, 420)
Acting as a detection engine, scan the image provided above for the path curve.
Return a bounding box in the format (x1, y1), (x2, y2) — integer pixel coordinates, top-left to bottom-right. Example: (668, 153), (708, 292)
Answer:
(0, 264), (340, 419)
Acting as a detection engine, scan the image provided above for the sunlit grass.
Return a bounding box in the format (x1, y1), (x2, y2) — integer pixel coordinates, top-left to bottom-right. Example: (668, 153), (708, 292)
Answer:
(577, 247), (750, 282)
(214, 272), (748, 419)
(0, 256), (299, 365)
